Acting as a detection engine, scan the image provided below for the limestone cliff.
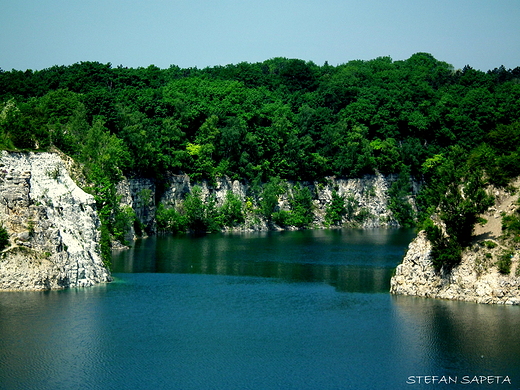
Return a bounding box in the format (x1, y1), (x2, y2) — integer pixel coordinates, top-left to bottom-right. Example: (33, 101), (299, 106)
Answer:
(118, 172), (415, 234)
(116, 177), (156, 239)
(390, 232), (520, 304)
(0, 152), (111, 290)
(390, 185), (520, 305)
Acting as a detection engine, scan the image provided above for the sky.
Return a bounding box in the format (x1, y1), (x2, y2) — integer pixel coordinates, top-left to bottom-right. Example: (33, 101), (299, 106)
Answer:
(1, 0), (519, 72)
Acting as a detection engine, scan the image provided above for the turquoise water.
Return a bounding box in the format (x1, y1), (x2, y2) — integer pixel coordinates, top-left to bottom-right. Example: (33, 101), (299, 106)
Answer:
(1, 229), (519, 389)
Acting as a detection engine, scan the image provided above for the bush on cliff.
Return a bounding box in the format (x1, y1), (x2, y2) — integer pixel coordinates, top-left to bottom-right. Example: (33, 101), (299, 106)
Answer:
(388, 167), (416, 228)
(420, 149), (494, 272)
(501, 199), (520, 243)
(219, 191), (245, 227)
(287, 185), (314, 228)
(156, 203), (189, 233)
(324, 190), (347, 226)
(0, 224), (9, 251)
(497, 250), (514, 274)
(157, 187), (245, 234)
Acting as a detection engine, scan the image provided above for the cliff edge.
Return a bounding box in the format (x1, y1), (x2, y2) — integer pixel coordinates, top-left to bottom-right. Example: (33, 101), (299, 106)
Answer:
(0, 151), (111, 290)
(390, 183), (520, 305)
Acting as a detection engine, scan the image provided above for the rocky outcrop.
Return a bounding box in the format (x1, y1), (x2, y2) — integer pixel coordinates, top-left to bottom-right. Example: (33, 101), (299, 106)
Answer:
(0, 152), (111, 290)
(160, 174), (248, 211)
(312, 174), (401, 228)
(390, 231), (520, 305)
(117, 177), (156, 240)
(125, 172), (413, 232)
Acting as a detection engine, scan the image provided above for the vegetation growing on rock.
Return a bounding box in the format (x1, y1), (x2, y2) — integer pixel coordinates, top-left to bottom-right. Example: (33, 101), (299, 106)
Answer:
(0, 224), (9, 251)
(1, 54), (519, 270)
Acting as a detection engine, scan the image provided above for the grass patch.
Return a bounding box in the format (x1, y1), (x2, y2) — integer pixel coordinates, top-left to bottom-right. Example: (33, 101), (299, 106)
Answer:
(497, 250), (514, 274)
(483, 240), (497, 249)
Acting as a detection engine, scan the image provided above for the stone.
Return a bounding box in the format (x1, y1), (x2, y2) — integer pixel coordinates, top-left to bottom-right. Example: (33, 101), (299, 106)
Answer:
(390, 231), (520, 305)
(116, 177), (156, 240)
(0, 152), (111, 290)
(137, 172), (415, 232)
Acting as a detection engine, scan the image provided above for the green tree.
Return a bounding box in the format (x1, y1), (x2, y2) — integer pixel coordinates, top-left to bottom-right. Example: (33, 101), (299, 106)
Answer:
(422, 151), (494, 271)
(287, 184), (314, 227)
(183, 186), (219, 232)
(1, 101), (48, 149)
(388, 167), (416, 228)
(112, 206), (138, 245)
(37, 90), (89, 155)
(0, 99), (18, 149)
(184, 186), (207, 231)
(156, 203), (189, 233)
(325, 190), (347, 226)
(370, 138), (402, 174)
(219, 191), (244, 227)
(81, 118), (129, 182)
(259, 177), (285, 221)
(187, 115), (220, 180)
(325, 123), (374, 177)
(437, 169), (494, 246)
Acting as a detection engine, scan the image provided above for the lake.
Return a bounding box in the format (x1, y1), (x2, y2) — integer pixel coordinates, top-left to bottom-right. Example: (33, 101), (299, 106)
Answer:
(1, 229), (519, 390)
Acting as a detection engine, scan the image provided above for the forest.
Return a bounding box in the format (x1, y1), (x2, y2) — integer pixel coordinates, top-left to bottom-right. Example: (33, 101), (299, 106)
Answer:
(1, 53), (520, 270)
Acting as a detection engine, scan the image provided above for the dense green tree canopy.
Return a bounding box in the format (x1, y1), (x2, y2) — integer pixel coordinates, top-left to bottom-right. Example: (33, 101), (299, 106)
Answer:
(1, 54), (519, 184)
(2, 54), (519, 268)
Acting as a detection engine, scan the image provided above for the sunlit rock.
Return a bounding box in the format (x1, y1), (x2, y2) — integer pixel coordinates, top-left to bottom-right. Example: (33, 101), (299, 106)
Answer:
(0, 152), (111, 290)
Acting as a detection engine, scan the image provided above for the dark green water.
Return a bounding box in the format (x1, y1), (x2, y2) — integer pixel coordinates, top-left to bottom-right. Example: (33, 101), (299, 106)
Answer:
(1, 229), (520, 390)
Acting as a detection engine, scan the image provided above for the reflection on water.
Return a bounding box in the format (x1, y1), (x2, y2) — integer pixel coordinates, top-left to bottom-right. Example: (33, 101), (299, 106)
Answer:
(112, 229), (415, 293)
(1, 229), (520, 390)
(393, 295), (520, 379)
(0, 286), (111, 390)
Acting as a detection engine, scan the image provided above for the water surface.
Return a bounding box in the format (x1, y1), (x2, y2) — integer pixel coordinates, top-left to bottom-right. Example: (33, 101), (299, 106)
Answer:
(1, 229), (519, 390)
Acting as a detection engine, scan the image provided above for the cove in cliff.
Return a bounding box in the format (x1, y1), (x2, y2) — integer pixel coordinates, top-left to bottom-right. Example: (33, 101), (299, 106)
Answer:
(0, 151), (417, 291)
(116, 172), (417, 239)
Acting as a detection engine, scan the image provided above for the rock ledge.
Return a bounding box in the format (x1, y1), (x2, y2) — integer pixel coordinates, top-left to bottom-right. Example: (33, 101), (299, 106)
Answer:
(390, 231), (520, 305)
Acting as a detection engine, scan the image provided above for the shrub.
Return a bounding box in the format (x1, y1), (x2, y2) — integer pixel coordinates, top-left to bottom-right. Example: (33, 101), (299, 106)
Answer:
(113, 206), (138, 244)
(138, 189), (153, 207)
(158, 190), (244, 233)
(345, 195), (359, 219)
(424, 221), (462, 272)
(99, 225), (112, 270)
(156, 203), (189, 233)
(184, 186), (220, 232)
(184, 186), (207, 231)
(354, 207), (372, 223)
(272, 210), (291, 226)
(483, 240), (497, 249)
(497, 250), (513, 274)
(259, 178), (285, 221)
(219, 191), (244, 227)
(421, 157), (494, 271)
(325, 190), (346, 226)
(0, 224), (9, 251)
(502, 204), (520, 242)
(287, 185), (313, 227)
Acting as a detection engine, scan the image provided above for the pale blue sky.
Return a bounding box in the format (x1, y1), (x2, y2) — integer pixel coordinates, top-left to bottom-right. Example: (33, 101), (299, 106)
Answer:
(1, 0), (519, 71)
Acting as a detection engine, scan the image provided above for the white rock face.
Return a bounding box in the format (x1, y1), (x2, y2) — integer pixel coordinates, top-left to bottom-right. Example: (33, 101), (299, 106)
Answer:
(312, 173), (401, 228)
(0, 152), (111, 290)
(390, 231), (520, 305)
(155, 172), (409, 230)
(117, 177), (156, 240)
(160, 174), (247, 209)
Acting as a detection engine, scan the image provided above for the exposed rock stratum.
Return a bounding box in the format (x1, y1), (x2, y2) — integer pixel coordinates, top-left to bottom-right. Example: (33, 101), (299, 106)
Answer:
(0, 151), (111, 290)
